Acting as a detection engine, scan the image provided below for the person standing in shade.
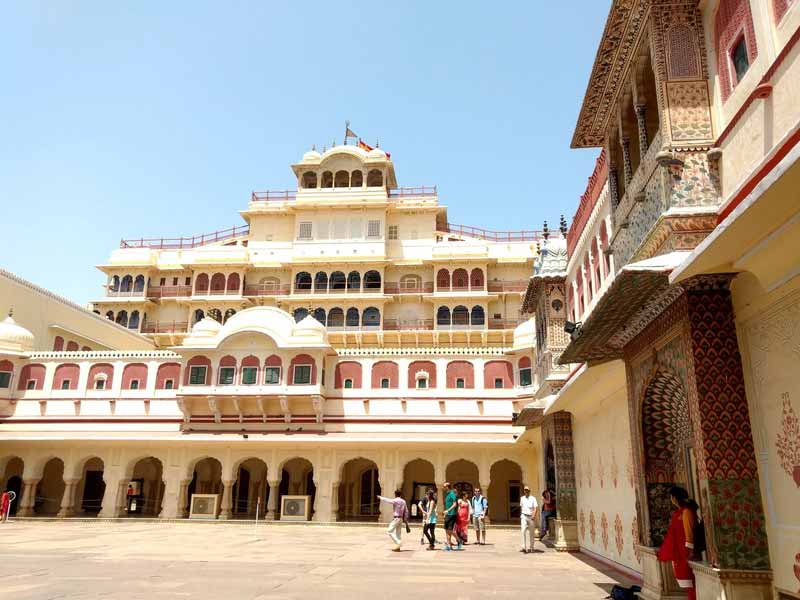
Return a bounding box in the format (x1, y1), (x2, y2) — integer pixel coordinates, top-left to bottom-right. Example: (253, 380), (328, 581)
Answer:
(442, 482), (459, 551)
(0, 490), (10, 522)
(540, 488), (557, 540)
(471, 486), (488, 545)
(420, 488), (437, 550)
(657, 486), (700, 600)
(520, 486), (539, 553)
(377, 489), (409, 552)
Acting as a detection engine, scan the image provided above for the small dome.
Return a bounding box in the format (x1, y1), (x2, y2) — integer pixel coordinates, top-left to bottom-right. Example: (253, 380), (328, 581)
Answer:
(294, 314), (326, 333)
(0, 311), (35, 353)
(367, 148), (387, 159)
(302, 149), (322, 161)
(192, 317), (222, 337)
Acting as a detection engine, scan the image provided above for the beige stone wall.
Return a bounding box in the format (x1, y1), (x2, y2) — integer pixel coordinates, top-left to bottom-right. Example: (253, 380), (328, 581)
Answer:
(573, 386), (641, 573)
(735, 274), (800, 595)
(0, 269), (153, 352)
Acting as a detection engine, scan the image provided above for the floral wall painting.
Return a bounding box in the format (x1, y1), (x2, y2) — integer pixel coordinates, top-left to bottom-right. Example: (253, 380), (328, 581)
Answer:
(776, 395), (800, 487)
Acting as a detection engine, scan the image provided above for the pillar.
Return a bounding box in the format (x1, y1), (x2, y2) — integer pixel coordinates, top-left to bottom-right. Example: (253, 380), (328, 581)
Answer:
(57, 478), (79, 518)
(634, 104), (648, 161)
(312, 475), (335, 523)
(378, 477), (398, 523)
(219, 479), (234, 520)
(98, 470), (124, 518)
(680, 276), (772, 596)
(330, 481), (340, 522)
(159, 471), (182, 519)
(175, 479), (190, 518)
(16, 479), (40, 517)
(265, 479), (280, 520)
(620, 135), (633, 186)
(541, 411), (579, 552)
(608, 167), (620, 211)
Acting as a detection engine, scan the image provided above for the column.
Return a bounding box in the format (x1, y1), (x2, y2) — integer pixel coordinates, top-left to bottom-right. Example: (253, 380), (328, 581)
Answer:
(115, 479), (129, 516)
(312, 475), (335, 523)
(378, 477), (398, 523)
(159, 471), (182, 519)
(620, 135), (633, 186)
(330, 481), (340, 522)
(98, 470), (123, 518)
(680, 276), (772, 595)
(608, 167), (620, 211)
(541, 411), (579, 552)
(265, 479), (280, 520)
(16, 479), (40, 517)
(57, 479), (79, 518)
(634, 104), (648, 161)
(219, 479), (234, 519)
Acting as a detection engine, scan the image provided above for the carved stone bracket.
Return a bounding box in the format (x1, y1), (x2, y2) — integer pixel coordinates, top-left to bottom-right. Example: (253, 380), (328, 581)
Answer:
(312, 395), (325, 424)
(279, 395), (290, 423)
(207, 397), (220, 424)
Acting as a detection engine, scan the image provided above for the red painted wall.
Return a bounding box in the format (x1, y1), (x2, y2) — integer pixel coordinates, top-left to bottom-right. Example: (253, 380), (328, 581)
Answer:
(446, 361), (474, 388)
(156, 363), (181, 389)
(184, 356), (212, 385)
(484, 360), (513, 389)
(17, 364), (45, 390)
(121, 363), (148, 389)
(53, 364), (80, 390)
(289, 354), (316, 385)
(408, 360), (437, 388)
(334, 361), (362, 389)
(371, 361), (398, 388)
(88, 363), (115, 388)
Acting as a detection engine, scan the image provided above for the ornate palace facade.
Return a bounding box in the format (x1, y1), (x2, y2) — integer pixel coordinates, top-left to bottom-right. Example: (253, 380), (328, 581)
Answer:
(0, 145), (542, 526)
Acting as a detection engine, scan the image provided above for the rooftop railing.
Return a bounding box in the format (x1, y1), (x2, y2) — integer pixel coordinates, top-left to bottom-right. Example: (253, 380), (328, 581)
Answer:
(388, 186), (437, 198)
(250, 190), (297, 202)
(487, 280), (529, 293)
(120, 225), (250, 250)
(147, 285), (192, 298)
(442, 223), (542, 242)
(141, 320), (189, 334)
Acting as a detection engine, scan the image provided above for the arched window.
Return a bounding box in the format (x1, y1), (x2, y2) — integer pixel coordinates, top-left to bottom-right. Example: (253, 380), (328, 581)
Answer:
(105, 311), (114, 321)
(347, 271), (361, 290)
(366, 169), (383, 187)
(54, 363), (80, 390)
(193, 309), (205, 324)
(446, 361), (474, 388)
(210, 273), (226, 292)
(294, 308), (309, 323)
(223, 308), (236, 323)
(290, 354), (316, 385)
(313, 307), (326, 324)
(327, 307), (344, 327)
(334, 170), (349, 188)
(362, 307), (380, 327)
(120, 275), (133, 293)
(470, 268), (484, 289)
(115, 310), (129, 327)
(436, 269), (450, 290)
(18, 363), (45, 390)
(208, 308), (222, 323)
(584, 254), (593, 299)
(302, 171), (317, 189)
(156, 363), (180, 389)
(452, 305), (469, 325)
(335, 361), (363, 389)
(471, 305), (485, 326)
(264, 354), (282, 384)
(53, 336), (64, 351)
(314, 272), (328, 291)
(195, 273), (209, 293)
(321, 171), (333, 188)
(519, 356), (532, 387)
(346, 307), (360, 327)
(350, 170), (363, 187)
(89, 364), (114, 390)
(133, 275), (145, 292)
(363, 270), (381, 290)
(295, 272), (312, 291)
(715, 0), (758, 101)
(452, 268), (468, 289)
(330, 271), (346, 290)
(122, 363), (147, 390)
(371, 361), (398, 388)
(129, 310), (140, 330)
(400, 274), (421, 290)
(484, 360), (513, 389)
(66, 341), (79, 352)
(185, 355), (212, 386)
(599, 221), (610, 277)
(110, 275), (120, 291)
(227, 273), (240, 292)
(408, 360), (436, 389)
(437, 306), (451, 326)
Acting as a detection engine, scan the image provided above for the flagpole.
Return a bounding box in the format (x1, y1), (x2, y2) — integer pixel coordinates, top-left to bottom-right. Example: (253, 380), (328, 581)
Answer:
(344, 120), (350, 145)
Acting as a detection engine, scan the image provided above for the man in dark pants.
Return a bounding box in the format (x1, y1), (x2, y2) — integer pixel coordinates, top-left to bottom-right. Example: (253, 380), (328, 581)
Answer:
(443, 482), (458, 551)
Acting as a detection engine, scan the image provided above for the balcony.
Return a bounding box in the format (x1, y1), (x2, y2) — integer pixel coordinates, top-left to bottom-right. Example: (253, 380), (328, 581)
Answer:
(384, 282), (434, 295)
(326, 323), (385, 332)
(147, 285), (192, 298)
(489, 318), (523, 330)
(388, 186), (437, 198)
(105, 289), (146, 298)
(194, 288), (242, 297)
(243, 283), (291, 297)
(442, 223), (542, 242)
(141, 320), (189, 334)
(120, 224), (249, 250)
(292, 286), (383, 295)
(487, 280), (528, 293)
(250, 190), (297, 203)
(383, 319), (435, 331)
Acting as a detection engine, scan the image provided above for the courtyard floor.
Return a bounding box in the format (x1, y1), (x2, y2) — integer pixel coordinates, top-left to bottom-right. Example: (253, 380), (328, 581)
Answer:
(0, 520), (637, 599)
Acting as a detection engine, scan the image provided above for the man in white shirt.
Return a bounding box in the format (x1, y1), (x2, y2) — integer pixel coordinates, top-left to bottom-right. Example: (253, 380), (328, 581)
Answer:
(519, 486), (539, 553)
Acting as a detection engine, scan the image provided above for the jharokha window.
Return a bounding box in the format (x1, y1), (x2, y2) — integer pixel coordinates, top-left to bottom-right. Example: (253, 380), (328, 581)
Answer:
(189, 366), (207, 385)
(264, 367), (281, 385)
(293, 365), (311, 385)
(241, 367), (258, 385)
(218, 367), (235, 385)
(731, 35), (750, 83)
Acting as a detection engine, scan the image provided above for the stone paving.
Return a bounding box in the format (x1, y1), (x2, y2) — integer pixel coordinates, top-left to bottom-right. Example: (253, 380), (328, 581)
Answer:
(0, 521), (636, 599)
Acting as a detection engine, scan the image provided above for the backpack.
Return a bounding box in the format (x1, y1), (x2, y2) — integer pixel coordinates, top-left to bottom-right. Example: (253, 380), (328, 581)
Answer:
(694, 519), (706, 555)
(605, 584), (642, 600)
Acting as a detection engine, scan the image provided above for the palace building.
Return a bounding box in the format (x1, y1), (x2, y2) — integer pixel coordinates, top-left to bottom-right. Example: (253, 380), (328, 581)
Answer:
(0, 144), (543, 526)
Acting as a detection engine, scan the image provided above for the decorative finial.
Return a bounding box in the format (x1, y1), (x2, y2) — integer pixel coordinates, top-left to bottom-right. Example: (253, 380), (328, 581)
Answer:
(543, 221), (549, 241)
(7, 308), (12, 318)
(312, 143), (316, 151)
(376, 138), (380, 148)
(332, 138), (336, 148)
(559, 214), (567, 236)
(322, 144), (327, 152)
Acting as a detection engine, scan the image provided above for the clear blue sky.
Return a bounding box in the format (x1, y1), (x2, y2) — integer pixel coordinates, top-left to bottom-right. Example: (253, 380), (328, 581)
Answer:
(1, 2), (609, 305)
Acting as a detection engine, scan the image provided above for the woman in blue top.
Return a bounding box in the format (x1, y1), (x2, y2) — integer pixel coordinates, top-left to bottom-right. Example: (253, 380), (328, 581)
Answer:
(420, 489), (437, 550)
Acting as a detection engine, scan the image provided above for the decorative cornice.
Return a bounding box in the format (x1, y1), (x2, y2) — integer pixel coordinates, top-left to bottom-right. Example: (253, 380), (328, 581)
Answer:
(571, 0), (649, 148)
(27, 350), (181, 360)
(335, 347), (511, 357)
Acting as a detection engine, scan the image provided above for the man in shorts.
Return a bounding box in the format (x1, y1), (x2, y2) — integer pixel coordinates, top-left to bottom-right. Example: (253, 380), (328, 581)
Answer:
(471, 486), (488, 545)
(443, 482), (459, 550)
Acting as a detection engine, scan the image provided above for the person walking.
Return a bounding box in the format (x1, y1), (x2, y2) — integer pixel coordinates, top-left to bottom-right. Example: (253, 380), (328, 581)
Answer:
(540, 488), (557, 540)
(657, 486), (700, 600)
(377, 489), (409, 552)
(471, 487), (488, 545)
(0, 491), (10, 522)
(520, 486), (539, 553)
(442, 482), (458, 551)
(420, 488), (437, 550)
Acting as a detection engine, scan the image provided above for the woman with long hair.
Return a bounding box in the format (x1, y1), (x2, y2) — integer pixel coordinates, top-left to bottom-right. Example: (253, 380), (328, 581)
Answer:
(420, 488), (437, 550)
(456, 491), (471, 548)
(657, 486), (699, 600)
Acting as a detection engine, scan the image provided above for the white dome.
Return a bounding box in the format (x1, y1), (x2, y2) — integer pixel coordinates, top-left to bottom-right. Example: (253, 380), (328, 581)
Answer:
(367, 148), (387, 159)
(294, 314), (326, 333)
(0, 311), (35, 354)
(192, 317), (222, 337)
(302, 149), (322, 161)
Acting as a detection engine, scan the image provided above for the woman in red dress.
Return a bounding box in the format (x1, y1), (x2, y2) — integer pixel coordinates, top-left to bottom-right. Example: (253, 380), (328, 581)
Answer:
(456, 491), (471, 546)
(657, 486), (699, 600)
